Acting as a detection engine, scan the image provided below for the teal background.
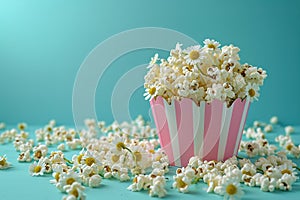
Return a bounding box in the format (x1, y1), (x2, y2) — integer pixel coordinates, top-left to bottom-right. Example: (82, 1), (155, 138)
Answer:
(1, 0), (300, 125)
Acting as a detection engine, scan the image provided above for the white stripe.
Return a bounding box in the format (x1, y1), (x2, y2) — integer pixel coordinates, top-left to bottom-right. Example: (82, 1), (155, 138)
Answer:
(234, 99), (250, 154)
(164, 100), (181, 166)
(193, 101), (205, 158)
(217, 103), (234, 161)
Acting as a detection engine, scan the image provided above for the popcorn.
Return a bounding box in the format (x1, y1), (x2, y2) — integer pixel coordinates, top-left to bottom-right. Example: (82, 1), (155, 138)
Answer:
(62, 182), (86, 200)
(0, 122), (5, 130)
(149, 176), (167, 198)
(264, 124), (273, 133)
(276, 173), (295, 191)
(18, 123), (27, 131)
(260, 176), (276, 192)
(18, 150), (32, 162)
(87, 174), (102, 188)
(144, 39), (267, 106)
(172, 173), (191, 193)
(0, 155), (11, 169)
(127, 174), (151, 192)
(270, 116), (279, 124)
(285, 126), (295, 135)
(1, 116), (299, 199)
(57, 143), (66, 151)
(33, 144), (48, 160)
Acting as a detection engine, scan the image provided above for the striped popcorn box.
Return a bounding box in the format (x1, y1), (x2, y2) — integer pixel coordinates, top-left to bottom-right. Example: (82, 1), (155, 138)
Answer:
(150, 96), (250, 167)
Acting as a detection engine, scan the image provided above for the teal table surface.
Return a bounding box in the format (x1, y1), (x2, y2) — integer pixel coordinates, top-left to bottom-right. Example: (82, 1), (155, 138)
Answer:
(1, 125), (300, 200)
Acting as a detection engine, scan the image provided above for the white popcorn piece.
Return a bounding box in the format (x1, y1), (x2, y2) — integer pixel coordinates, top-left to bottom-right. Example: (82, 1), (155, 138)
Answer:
(285, 126), (295, 135)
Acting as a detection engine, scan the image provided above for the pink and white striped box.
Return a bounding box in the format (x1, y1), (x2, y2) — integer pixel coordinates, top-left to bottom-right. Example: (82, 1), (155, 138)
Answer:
(150, 96), (250, 167)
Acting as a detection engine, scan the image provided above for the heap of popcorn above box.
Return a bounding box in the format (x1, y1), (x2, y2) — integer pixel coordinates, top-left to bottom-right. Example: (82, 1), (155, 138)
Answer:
(144, 39), (267, 167)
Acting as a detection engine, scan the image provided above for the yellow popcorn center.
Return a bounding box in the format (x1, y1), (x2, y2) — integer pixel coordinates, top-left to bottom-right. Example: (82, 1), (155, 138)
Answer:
(155, 155), (162, 161)
(71, 189), (79, 198)
(226, 184), (237, 195)
(0, 158), (7, 166)
(176, 168), (182, 174)
(133, 177), (138, 183)
(104, 165), (111, 172)
(177, 179), (187, 188)
(21, 132), (27, 139)
(77, 154), (83, 163)
(19, 153), (25, 160)
(35, 150), (42, 159)
(286, 144), (293, 151)
(207, 44), (215, 49)
(111, 154), (120, 163)
(19, 124), (25, 130)
(187, 65), (194, 71)
(34, 166), (42, 173)
(85, 157), (96, 166)
(55, 173), (60, 182)
(242, 171), (252, 176)
(66, 177), (76, 185)
(189, 50), (200, 60)
(116, 142), (126, 150)
(134, 151), (142, 162)
(47, 126), (52, 132)
(244, 177), (251, 183)
(207, 179), (218, 187)
(148, 149), (155, 154)
(248, 88), (256, 97)
(89, 172), (95, 177)
(148, 87), (156, 95)
(281, 169), (292, 175)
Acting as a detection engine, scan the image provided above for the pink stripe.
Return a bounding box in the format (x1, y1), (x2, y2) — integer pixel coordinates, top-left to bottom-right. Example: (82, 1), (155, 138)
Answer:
(202, 100), (223, 161)
(174, 98), (194, 167)
(234, 101), (250, 155)
(223, 99), (246, 160)
(150, 97), (175, 165)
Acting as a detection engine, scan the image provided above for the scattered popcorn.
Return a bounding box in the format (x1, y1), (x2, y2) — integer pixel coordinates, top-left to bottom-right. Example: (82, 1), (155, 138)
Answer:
(88, 174), (102, 188)
(270, 116), (279, 124)
(18, 123), (27, 131)
(244, 127), (265, 139)
(144, 39), (267, 105)
(0, 122), (5, 130)
(264, 124), (273, 133)
(127, 174), (151, 192)
(1, 116), (299, 199)
(173, 172), (192, 193)
(33, 144), (48, 160)
(275, 135), (291, 147)
(149, 176), (167, 198)
(57, 143), (66, 151)
(62, 182), (86, 200)
(18, 150), (32, 162)
(253, 121), (261, 127)
(48, 119), (56, 127)
(285, 126), (295, 135)
(0, 155), (11, 169)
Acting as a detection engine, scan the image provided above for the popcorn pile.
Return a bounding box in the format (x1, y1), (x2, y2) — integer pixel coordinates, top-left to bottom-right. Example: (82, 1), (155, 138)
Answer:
(173, 152), (298, 198)
(144, 39), (267, 106)
(240, 117), (300, 158)
(0, 117), (169, 199)
(0, 116), (299, 200)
